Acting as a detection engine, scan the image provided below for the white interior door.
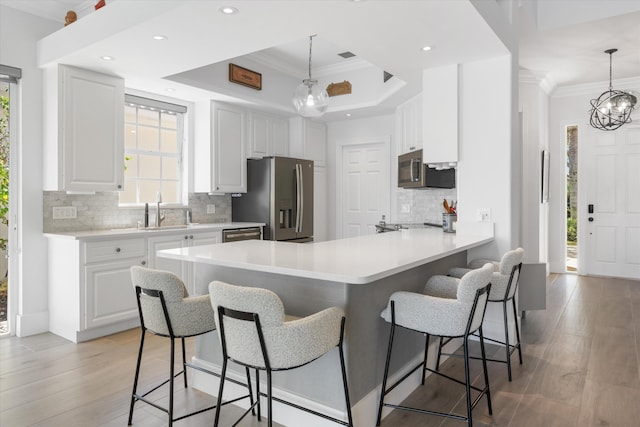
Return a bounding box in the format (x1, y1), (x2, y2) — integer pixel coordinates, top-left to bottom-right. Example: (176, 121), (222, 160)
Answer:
(339, 139), (390, 238)
(584, 125), (640, 279)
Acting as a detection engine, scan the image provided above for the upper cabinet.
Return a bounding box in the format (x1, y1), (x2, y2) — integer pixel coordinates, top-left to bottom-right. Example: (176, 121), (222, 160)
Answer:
(396, 93), (422, 154)
(422, 64), (458, 165)
(211, 102), (247, 193)
(289, 118), (326, 168)
(43, 65), (124, 192)
(247, 111), (289, 159)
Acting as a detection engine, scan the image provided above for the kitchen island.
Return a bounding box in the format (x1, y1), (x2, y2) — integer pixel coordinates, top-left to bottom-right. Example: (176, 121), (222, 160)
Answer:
(157, 227), (493, 426)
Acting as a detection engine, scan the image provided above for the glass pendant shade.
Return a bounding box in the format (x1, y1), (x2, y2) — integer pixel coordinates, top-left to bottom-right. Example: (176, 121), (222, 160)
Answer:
(589, 49), (638, 131)
(292, 35), (329, 117)
(293, 78), (329, 117)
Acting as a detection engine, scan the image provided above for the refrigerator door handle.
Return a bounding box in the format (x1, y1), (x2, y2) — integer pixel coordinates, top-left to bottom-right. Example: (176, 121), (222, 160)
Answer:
(295, 163), (303, 233)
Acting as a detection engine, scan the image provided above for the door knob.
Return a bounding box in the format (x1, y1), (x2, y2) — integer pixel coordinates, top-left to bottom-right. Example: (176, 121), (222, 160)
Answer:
(588, 217), (594, 222)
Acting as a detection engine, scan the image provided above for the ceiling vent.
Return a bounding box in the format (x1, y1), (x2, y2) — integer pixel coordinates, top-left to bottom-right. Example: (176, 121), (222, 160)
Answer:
(338, 51), (356, 59)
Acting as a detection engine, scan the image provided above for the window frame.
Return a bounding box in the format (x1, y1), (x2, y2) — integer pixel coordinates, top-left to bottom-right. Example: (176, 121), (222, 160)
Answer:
(120, 94), (187, 207)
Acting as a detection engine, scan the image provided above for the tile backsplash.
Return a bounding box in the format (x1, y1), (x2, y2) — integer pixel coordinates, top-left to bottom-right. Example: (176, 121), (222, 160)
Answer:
(394, 187), (457, 224)
(43, 191), (231, 233)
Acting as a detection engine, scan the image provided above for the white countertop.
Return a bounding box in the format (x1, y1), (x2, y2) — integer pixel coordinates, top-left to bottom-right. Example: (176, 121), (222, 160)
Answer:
(157, 228), (493, 284)
(43, 222), (264, 240)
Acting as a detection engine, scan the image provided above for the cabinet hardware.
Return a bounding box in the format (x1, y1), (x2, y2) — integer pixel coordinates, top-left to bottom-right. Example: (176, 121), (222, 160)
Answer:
(115, 247), (121, 253)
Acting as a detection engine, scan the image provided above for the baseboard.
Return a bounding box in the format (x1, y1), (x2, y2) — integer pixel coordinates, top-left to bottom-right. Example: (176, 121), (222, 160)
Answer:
(16, 310), (49, 337)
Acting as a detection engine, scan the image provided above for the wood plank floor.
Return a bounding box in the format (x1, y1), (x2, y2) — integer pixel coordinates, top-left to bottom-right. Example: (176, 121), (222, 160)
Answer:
(1, 273), (639, 426)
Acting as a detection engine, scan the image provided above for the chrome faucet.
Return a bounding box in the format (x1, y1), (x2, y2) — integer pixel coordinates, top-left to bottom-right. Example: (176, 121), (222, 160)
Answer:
(155, 192), (165, 228)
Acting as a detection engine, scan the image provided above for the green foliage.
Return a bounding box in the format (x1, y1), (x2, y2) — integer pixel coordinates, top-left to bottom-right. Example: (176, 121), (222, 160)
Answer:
(567, 216), (577, 243)
(0, 87), (9, 253)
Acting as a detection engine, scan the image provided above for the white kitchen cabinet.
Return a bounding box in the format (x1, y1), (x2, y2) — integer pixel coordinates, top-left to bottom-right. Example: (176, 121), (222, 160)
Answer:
(289, 117), (326, 167)
(44, 64), (124, 192)
(396, 93), (422, 154)
(48, 236), (146, 343)
(148, 230), (221, 294)
(211, 102), (247, 193)
(247, 111), (289, 159)
(422, 64), (458, 164)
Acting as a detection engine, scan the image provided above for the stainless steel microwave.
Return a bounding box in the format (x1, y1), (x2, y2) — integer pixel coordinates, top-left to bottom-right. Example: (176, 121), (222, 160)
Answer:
(398, 149), (456, 189)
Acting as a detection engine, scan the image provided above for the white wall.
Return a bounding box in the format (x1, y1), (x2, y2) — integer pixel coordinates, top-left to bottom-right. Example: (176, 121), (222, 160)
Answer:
(326, 115), (395, 241)
(0, 6), (60, 336)
(458, 55), (515, 259)
(519, 73), (551, 265)
(548, 76), (640, 273)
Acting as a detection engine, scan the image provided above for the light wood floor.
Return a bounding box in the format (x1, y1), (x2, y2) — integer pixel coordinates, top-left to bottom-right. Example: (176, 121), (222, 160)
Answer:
(1, 273), (639, 426)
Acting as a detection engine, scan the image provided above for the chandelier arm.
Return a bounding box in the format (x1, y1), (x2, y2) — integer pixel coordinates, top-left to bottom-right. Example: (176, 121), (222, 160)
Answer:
(308, 35), (313, 80)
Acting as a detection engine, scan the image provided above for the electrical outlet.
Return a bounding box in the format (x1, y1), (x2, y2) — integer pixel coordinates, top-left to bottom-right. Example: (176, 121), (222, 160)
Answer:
(478, 208), (491, 222)
(52, 206), (77, 219)
(206, 204), (216, 214)
(401, 204), (411, 213)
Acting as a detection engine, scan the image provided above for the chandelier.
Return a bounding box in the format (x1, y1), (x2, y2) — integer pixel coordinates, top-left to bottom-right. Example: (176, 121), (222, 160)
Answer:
(292, 35), (329, 118)
(589, 48), (637, 131)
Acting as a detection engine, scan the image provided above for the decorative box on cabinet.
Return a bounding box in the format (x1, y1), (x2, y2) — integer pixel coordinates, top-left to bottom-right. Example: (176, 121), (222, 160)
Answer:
(48, 236), (146, 343)
(43, 64), (124, 192)
(247, 111), (289, 159)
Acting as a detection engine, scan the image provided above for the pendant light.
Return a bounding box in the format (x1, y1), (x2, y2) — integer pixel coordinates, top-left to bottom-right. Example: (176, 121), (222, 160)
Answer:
(589, 48), (637, 131)
(292, 35), (329, 117)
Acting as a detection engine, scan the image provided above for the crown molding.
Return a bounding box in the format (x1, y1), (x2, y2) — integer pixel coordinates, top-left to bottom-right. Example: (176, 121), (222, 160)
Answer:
(552, 76), (640, 98)
(519, 69), (556, 95)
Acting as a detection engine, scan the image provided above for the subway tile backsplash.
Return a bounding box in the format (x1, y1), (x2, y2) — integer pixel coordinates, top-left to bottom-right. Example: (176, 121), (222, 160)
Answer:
(43, 191), (232, 233)
(394, 187), (457, 224)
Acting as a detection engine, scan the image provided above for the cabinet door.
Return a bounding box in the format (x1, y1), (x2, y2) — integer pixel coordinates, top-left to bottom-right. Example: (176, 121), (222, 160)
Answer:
(148, 234), (188, 281)
(84, 258), (142, 329)
(270, 117), (289, 157)
(397, 93), (422, 154)
(212, 102), (247, 193)
(61, 65), (124, 192)
(423, 64), (458, 164)
(248, 112), (269, 159)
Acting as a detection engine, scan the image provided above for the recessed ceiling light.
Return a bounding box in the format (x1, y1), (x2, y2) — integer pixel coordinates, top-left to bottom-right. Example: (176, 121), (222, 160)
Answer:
(165, 87), (176, 92)
(152, 35), (168, 40)
(100, 55), (114, 61)
(219, 6), (238, 14)
(422, 46), (432, 52)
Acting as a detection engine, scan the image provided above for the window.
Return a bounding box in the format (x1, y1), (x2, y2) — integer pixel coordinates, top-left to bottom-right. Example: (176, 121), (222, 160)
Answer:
(120, 95), (186, 205)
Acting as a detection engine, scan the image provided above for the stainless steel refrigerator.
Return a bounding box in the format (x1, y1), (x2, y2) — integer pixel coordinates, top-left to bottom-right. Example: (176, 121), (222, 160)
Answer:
(232, 156), (314, 242)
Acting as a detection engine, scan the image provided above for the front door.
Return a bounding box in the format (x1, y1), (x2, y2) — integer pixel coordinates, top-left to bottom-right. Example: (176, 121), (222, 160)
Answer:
(339, 138), (390, 238)
(584, 124), (640, 279)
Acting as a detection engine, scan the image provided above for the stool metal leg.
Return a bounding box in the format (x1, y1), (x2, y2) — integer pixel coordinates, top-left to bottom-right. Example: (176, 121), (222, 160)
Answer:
(478, 326), (492, 415)
(422, 333), (430, 385)
(513, 298), (523, 364)
(503, 300), (512, 381)
(435, 336), (444, 371)
(338, 319), (354, 427)
(168, 338), (175, 427)
(213, 357), (228, 427)
(181, 337), (188, 388)
(463, 337), (473, 427)
(376, 315), (396, 426)
(128, 329), (146, 425)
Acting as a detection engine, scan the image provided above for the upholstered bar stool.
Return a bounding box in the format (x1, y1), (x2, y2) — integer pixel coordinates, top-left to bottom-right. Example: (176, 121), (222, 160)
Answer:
(376, 263), (494, 427)
(128, 266), (253, 426)
(209, 280), (353, 427)
(443, 247), (525, 381)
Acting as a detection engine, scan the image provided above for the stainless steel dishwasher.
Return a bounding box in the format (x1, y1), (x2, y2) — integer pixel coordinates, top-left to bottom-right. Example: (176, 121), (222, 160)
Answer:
(222, 227), (262, 243)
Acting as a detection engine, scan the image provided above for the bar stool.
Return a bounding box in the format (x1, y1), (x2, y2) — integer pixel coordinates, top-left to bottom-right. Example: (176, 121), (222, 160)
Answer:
(376, 263), (494, 427)
(209, 280), (353, 427)
(443, 247), (524, 381)
(128, 266), (253, 426)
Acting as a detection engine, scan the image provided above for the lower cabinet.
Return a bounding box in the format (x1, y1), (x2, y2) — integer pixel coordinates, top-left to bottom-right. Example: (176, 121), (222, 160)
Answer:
(47, 229), (221, 343)
(148, 230), (221, 295)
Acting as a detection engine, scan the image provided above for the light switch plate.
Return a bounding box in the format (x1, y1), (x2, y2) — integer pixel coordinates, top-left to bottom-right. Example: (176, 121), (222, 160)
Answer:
(478, 208), (491, 222)
(206, 204), (216, 214)
(401, 204), (411, 213)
